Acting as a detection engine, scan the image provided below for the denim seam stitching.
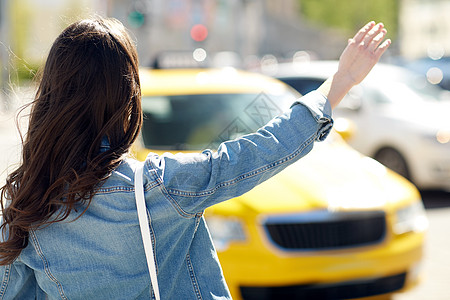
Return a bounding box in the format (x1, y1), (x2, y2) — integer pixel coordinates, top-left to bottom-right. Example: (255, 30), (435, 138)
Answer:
(194, 213), (203, 233)
(167, 133), (315, 197)
(95, 180), (158, 194)
(146, 160), (197, 219)
(0, 264), (10, 299)
(29, 230), (68, 300)
(186, 253), (203, 300)
(96, 186), (133, 194)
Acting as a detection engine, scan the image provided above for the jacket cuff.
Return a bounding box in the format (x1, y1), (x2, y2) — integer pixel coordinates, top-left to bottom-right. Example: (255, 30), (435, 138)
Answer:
(290, 90), (333, 141)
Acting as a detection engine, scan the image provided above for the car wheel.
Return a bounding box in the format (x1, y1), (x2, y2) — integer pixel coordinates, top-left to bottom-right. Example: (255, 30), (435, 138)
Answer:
(374, 147), (410, 179)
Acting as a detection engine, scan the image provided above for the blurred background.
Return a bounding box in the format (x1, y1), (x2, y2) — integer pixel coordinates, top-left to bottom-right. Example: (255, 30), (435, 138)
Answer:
(1, 0), (449, 299)
(2, 0), (450, 99)
(2, 0), (450, 87)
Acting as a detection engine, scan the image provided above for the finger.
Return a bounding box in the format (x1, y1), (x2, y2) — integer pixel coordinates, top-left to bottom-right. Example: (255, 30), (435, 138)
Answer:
(352, 21), (376, 43)
(363, 23), (384, 46)
(367, 29), (387, 52)
(374, 39), (391, 57)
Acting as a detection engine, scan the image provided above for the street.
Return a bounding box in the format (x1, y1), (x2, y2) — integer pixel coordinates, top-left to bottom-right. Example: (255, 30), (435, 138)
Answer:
(1, 90), (449, 299)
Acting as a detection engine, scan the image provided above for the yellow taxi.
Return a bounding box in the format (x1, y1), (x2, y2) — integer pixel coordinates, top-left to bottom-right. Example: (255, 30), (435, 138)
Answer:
(134, 67), (427, 300)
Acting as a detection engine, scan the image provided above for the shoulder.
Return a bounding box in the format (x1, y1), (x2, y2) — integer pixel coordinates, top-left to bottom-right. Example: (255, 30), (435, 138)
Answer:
(95, 157), (141, 193)
(144, 151), (213, 170)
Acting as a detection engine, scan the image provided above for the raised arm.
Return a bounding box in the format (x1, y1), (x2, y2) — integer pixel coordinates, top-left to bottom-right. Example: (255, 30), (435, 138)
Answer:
(318, 21), (391, 109)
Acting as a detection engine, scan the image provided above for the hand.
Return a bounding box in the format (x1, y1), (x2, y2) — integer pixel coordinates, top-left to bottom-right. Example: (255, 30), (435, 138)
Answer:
(336, 21), (391, 87)
(318, 21), (391, 108)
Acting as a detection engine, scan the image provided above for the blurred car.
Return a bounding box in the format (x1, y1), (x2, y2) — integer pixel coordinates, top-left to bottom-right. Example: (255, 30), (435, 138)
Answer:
(396, 56), (450, 91)
(134, 67), (427, 300)
(272, 60), (450, 191)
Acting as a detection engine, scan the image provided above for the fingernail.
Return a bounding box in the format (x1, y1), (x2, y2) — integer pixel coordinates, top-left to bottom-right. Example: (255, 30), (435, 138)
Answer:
(366, 21), (375, 28)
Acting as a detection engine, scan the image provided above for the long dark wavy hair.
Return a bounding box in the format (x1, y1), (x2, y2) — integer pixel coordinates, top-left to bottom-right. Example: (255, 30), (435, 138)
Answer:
(0, 18), (142, 265)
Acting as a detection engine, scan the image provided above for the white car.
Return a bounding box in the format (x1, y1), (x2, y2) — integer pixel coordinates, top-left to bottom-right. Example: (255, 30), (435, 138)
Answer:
(270, 60), (450, 190)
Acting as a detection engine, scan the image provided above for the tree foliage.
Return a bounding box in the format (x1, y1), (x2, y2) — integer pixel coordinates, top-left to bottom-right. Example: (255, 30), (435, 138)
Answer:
(299, 0), (399, 40)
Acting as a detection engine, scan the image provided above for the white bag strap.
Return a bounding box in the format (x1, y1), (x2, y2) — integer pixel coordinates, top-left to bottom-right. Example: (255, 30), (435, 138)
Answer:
(135, 163), (161, 300)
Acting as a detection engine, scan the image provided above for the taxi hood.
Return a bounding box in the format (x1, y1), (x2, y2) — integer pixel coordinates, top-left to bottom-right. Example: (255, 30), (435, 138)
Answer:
(221, 134), (419, 215)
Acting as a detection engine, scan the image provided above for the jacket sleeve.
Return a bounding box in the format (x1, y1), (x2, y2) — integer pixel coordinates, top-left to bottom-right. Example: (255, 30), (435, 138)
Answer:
(145, 91), (333, 215)
(0, 260), (45, 299)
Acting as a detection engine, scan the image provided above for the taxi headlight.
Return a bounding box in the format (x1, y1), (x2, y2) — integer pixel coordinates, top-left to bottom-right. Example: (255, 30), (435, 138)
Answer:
(394, 201), (428, 235)
(205, 216), (246, 251)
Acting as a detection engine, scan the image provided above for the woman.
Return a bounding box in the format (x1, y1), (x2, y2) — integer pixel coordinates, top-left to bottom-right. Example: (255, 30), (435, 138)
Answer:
(0, 18), (389, 299)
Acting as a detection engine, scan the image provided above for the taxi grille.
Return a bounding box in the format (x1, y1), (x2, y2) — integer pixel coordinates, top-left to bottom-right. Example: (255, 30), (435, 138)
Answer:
(264, 211), (386, 250)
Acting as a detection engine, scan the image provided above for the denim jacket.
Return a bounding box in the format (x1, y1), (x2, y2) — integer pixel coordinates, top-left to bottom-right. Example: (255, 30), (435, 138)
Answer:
(0, 91), (332, 299)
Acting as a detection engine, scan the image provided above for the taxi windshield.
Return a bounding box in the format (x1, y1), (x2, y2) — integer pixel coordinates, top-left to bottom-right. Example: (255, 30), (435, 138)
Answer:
(141, 92), (295, 150)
